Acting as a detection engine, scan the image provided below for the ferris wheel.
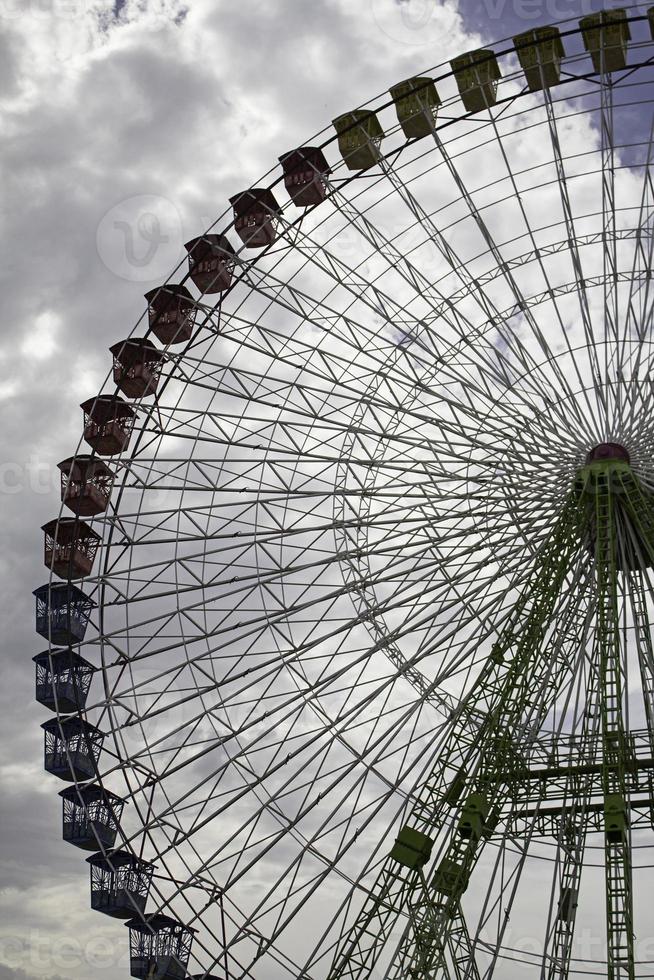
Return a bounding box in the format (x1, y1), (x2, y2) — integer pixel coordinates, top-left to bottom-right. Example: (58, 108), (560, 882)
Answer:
(34, 7), (654, 979)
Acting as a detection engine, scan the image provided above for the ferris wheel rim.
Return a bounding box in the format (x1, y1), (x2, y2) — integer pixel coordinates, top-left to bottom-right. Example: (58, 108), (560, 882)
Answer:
(36, 9), (654, 978)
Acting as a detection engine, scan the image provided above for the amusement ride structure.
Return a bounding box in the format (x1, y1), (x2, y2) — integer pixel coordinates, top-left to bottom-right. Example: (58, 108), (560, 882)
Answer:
(33, 7), (654, 978)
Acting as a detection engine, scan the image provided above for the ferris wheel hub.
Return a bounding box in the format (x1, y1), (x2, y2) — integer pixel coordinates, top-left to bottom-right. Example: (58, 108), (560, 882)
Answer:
(586, 442), (630, 464)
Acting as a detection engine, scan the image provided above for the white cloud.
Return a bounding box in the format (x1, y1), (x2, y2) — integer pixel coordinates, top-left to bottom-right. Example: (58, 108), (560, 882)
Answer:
(21, 312), (60, 361)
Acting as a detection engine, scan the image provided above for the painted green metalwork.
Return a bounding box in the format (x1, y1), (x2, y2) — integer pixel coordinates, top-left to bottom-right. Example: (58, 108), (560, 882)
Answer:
(389, 77), (441, 140)
(328, 457), (654, 980)
(577, 458), (640, 979)
(328, 493), (585, 979)
(389, 827), (433, 870)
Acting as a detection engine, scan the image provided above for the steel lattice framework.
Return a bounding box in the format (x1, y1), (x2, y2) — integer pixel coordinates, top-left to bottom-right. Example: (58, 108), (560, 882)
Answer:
(34, 7), (654, 979)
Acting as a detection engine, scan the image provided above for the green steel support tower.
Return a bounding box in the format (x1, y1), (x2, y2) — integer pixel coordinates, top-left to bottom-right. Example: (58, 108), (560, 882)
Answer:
(327, 444), (654, 979)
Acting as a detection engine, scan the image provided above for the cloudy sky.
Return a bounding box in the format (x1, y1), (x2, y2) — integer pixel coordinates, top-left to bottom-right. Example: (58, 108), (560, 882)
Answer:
(0, 0), (640, 978)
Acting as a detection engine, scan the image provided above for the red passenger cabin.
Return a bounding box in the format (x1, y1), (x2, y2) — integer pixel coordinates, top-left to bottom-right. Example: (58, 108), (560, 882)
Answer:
(144, 284), (196, 345)
(110, 338), (164, 399)
(184, 235), (236, 293)
(81, 395), (135, 456)
(279, 146), (330, 207)
(42, 518), (101, 579)
(58, 455), (114, 517)
(230, 188), (281, 247)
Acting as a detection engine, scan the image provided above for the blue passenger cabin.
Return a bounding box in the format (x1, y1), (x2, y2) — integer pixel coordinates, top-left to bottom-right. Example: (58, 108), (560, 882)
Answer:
(33, 648), (95, 713)
(60, 784), (125, 851)
(34, 583), (95, 645)
(88, 850), (154, 919)
(42, 716), (104, 782)
(127, 915), (197, 979)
